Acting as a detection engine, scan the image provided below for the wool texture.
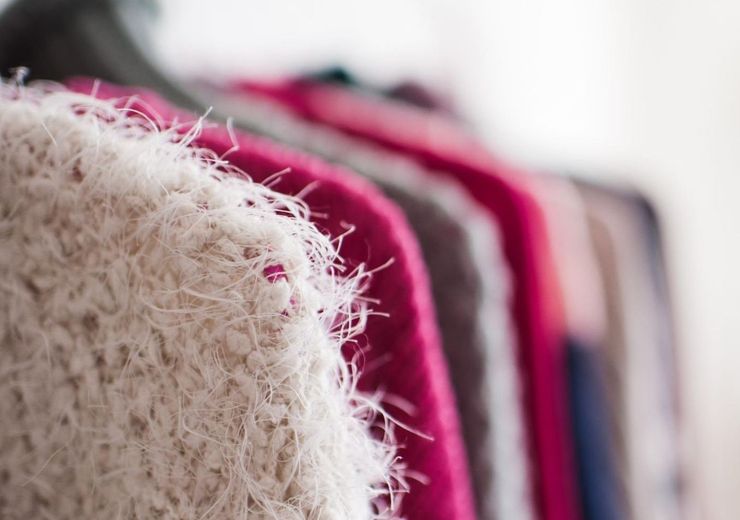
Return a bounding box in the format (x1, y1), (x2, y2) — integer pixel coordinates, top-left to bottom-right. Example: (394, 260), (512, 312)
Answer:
(0, 83), (398, 519)
(66, 78), (477, 520)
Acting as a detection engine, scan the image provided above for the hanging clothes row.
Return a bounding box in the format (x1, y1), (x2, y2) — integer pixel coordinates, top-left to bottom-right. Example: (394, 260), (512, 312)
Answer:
(0, 1), (684, 519)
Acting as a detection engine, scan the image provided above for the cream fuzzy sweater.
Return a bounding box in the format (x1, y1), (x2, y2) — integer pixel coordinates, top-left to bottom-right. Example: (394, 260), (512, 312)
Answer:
(0, 85), (397, 519)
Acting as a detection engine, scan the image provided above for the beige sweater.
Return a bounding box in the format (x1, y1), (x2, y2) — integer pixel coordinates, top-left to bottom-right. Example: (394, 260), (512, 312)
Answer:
(0, 84), (397, 519)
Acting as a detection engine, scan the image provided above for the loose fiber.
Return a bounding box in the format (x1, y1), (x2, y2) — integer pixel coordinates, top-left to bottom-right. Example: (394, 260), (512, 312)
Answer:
(212, 85), (533, 520)
(0, 82), (399, 519)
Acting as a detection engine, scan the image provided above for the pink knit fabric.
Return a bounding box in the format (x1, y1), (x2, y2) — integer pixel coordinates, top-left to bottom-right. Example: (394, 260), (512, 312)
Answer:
(232, 78), (580, 520)
(65, 78), (477, 520)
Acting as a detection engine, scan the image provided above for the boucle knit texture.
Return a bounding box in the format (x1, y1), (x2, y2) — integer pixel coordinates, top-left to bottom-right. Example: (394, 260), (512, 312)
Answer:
(66, 78), (474, 520)
(0, 84), (397, 519)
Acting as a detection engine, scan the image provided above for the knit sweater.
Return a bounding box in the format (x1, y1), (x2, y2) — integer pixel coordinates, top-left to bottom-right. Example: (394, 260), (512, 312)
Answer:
(0, 83), (396, 519)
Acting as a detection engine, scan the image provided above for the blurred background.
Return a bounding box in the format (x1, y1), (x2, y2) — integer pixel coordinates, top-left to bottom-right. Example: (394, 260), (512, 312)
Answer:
(3, 0), (738, 517)
(150, 2), (739, 517)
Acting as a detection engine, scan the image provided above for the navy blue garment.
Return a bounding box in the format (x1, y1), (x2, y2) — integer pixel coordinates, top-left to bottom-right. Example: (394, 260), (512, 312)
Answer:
(567, 337), (626, 520)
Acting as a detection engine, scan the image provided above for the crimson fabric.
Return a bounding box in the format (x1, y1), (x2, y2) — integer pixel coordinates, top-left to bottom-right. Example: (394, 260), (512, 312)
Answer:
(233, 78), (581, 520)
(66, 79), (477, 520)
